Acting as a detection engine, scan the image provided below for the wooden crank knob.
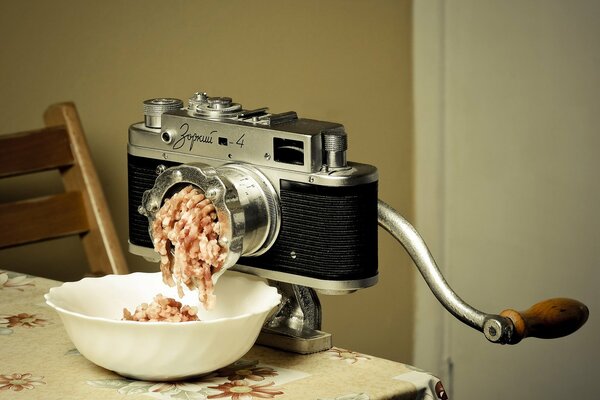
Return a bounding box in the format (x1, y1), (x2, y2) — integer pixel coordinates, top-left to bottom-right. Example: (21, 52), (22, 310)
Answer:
(500, 298), (589, 344)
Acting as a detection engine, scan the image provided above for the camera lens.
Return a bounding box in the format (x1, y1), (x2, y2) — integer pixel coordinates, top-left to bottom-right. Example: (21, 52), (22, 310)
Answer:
(141, 163), (280, 273)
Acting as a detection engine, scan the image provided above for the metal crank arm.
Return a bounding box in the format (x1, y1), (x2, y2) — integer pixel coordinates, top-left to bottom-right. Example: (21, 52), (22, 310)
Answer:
(377, 199), (589, 344)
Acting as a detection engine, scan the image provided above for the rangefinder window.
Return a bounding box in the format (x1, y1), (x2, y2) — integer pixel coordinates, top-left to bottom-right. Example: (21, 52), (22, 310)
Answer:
(273, 138), (304, 166)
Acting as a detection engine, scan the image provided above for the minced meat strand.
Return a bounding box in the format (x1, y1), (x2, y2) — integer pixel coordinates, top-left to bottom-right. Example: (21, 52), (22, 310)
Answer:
(152, 185), (226, 310)
(122, 294), (199, 322)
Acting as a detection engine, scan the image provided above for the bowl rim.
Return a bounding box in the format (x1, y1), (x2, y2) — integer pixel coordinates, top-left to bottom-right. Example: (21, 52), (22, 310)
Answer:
(44, 271), (281, 326)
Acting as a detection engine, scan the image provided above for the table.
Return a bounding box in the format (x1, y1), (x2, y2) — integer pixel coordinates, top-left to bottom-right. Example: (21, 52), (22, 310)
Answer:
(0, 269), (447, 399)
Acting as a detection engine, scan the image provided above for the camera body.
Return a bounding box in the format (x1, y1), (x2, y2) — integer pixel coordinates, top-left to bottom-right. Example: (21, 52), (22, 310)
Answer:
(128, 93), (379, 294)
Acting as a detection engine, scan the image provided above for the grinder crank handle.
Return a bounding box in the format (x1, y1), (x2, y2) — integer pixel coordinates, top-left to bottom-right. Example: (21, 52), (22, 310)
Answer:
(377, 199), (589, 344)
(499, 298), (588, 344)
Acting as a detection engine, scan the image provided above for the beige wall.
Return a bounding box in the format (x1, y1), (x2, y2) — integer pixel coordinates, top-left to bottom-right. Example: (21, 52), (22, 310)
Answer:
(0, 1), (414, 363)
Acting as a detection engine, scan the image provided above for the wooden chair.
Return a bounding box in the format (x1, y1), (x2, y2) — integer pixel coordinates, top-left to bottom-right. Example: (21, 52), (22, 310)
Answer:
(0, 102), (128, 276)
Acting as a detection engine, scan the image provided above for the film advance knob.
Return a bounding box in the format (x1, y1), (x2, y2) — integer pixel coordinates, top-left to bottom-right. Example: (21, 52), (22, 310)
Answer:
(322, 130), (348, 168)
(143, 98), (184, 128)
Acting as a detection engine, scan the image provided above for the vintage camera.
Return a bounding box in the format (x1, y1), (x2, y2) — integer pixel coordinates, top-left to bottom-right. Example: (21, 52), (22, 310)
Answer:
(127, 92), (379, 294)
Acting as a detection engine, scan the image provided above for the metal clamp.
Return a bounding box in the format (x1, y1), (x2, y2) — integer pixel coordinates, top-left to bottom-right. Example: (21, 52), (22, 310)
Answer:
(256, 282), (332, 354)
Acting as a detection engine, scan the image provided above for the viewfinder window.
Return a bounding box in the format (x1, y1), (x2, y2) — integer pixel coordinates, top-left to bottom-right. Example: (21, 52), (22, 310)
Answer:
(273, 138), (304, 165)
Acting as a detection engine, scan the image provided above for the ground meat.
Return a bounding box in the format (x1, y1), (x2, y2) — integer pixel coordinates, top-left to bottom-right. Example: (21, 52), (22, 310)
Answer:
(122, 294), (199, 322)
(152, 185), (226, 310)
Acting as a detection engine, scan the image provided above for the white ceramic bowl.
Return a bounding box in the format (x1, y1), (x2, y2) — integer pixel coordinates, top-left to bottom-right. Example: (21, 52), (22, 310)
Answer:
(44, 271), (281, 381)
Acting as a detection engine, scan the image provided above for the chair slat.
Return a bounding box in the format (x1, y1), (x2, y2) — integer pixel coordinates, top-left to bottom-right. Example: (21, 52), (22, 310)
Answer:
(44, 103), (129, 275)
(0, 125), (74, 178)
(0, 192), (89, 248)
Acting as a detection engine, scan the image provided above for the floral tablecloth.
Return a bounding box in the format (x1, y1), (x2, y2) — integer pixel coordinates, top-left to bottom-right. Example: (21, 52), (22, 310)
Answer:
(0, 269), (447, 399)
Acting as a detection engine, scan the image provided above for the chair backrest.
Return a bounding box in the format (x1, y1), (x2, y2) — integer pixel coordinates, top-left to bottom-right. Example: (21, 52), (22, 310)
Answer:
(0, 102), (128, 276)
